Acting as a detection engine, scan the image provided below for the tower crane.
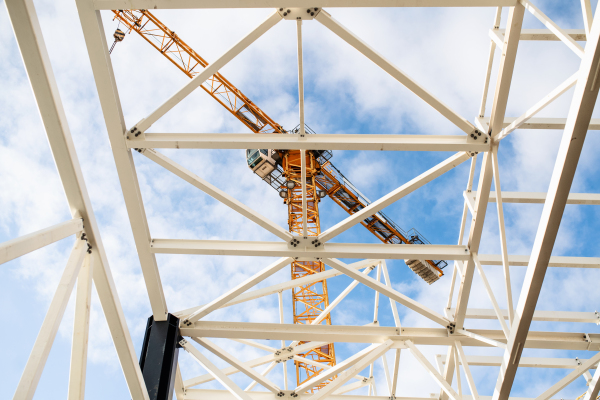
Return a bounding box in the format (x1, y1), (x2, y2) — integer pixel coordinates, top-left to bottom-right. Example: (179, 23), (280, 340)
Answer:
(110, 9), (448, 390)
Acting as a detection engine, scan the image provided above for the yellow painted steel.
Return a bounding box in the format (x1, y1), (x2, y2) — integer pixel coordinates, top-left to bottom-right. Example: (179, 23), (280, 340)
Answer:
(283, 150), (336, 390)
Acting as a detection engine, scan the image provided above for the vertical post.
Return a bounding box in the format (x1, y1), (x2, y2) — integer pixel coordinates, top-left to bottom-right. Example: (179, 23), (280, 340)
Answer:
(139, 314), (181, 400)
(297, 19), (305, 137)
(278, 291), (288, 390)
(491, 146), (514, 324)
(68, 253), (94, 400)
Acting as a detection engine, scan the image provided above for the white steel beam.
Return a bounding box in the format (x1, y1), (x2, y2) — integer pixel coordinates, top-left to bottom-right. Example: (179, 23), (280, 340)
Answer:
(174, 259), (379, 317)
(477, 116), (600, 130)
(478, 254), (600, 268)
(8, 0), (150, 396)
(184, 341), (329, 387)
(180, 322), (600, 351)
(297, 19), (305, 137)
(323, 258), (450, 327)
(455, 329), (506, 349)
(245, 362), (277, 392)
(182, 390), (571, 400)
(391, 349), (401, 397)
(583, 365), (600, 400)
(231, 339), (277, 353)
(194, 338), (281, 394)
(292, 355), (367, 382)
(142, 149), (292, 241)
(520, 0), (585, 58)
(448, 308), (600, 324)
(128, 133), (489, 152)
(75, 0), (168, 320)
(295, 343), (381, 394)
(440, 355), (599, 369)
(310, 265), (375, 326)
(582, 0), (593, 36)
(468, 191), (600, 205)
(455, 341), (480, 400)
(333, 377), (373, 395)
(308, 340), (394, 400)
(0, 218), (83, 265)
(13, 239), (87, 400)
(319, 152), (470, 242)
(183, 257), (292, 324)
(133, 11), (282, 133)
(473, 254), (510, 337)
(444, 4), (525, 398)
(93, 1), (519, 10)
(180, 339), (253, 400)
(316, 10), (476, 135)
(496, 72), (578, 141)
(493, 4), (600, 398)
(150, 239), (470, 261)
(381, 262), (402, 328)
(534, 352), (600, 400)
(68, 253), (94, 400)
(406, 341), (461, 400)
(490, 147), (513, 324)
(493, 28), (588, 41)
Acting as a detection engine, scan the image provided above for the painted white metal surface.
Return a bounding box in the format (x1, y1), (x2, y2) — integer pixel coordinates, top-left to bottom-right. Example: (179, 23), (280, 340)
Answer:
(5, 1), (600, 400)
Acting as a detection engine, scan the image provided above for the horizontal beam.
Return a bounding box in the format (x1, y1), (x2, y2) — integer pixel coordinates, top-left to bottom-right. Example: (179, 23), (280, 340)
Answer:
(477, 116), (600, 130)
(478, 254), (600, 268)
(128, 133), (489, 152)
(493, 28), (587, 42)
(149, 239), (470, 260)
(0, 218), (83, 265)
(180, 321), (600, 350)
(447, 308), (600, 324)
(93, 1), (518, 10)
(439, 355), (599, 369)
(468, 191), (600, 205)
(183, 391), (561, 400)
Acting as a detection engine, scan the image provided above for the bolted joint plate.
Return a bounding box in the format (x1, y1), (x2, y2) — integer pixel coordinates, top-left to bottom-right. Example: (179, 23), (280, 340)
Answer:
(277, 7), (321, 20)
(467, 128), (489, 144)
(287, 236), (323, 250)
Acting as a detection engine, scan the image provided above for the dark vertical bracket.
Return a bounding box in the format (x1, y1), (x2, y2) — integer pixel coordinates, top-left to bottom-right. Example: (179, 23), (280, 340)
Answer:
(139, 313), (181, 400)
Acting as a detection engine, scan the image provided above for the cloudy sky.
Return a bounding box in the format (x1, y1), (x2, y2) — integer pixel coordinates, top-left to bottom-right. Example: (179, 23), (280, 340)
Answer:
(1, 0), (599, 399)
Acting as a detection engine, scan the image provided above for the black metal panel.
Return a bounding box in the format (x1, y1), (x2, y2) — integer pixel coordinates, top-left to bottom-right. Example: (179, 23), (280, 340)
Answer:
(139, 313), (180, 400)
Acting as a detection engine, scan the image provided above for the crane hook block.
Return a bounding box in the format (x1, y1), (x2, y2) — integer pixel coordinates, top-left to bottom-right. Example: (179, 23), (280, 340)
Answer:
(113, 28), (125, 42)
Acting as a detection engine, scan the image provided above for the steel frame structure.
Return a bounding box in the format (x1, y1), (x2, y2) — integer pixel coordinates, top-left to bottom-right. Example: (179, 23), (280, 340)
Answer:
(3, 1), (600, 400)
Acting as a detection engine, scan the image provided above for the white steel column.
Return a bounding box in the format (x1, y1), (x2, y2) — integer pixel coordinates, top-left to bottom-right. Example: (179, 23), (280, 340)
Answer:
(443, 5), (525, 398)
(493, 4), (600, 399)
(490, 146), (514, 324)
(297, 19), (306, 137)
(74, 0), (168, 320)
(68, 253), (94, 400)
(473, 254), (510, 338)
(7, 0), (150, 397)
(581, 0), (593, 36)
(583, 365), (600, 400)
(13, 239), (87, 400)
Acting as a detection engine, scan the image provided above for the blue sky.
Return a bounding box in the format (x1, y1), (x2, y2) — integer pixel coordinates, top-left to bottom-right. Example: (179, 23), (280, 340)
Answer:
(1, 0), (600, 399)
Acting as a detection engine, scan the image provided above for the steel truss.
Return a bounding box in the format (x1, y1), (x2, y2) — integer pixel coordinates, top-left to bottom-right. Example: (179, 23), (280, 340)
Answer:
(3, 0), (600, 400)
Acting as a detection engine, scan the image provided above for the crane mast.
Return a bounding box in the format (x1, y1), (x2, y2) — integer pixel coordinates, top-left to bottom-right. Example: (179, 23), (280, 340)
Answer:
(283, 150), (336, 388)
(111, 8), (448, 390)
